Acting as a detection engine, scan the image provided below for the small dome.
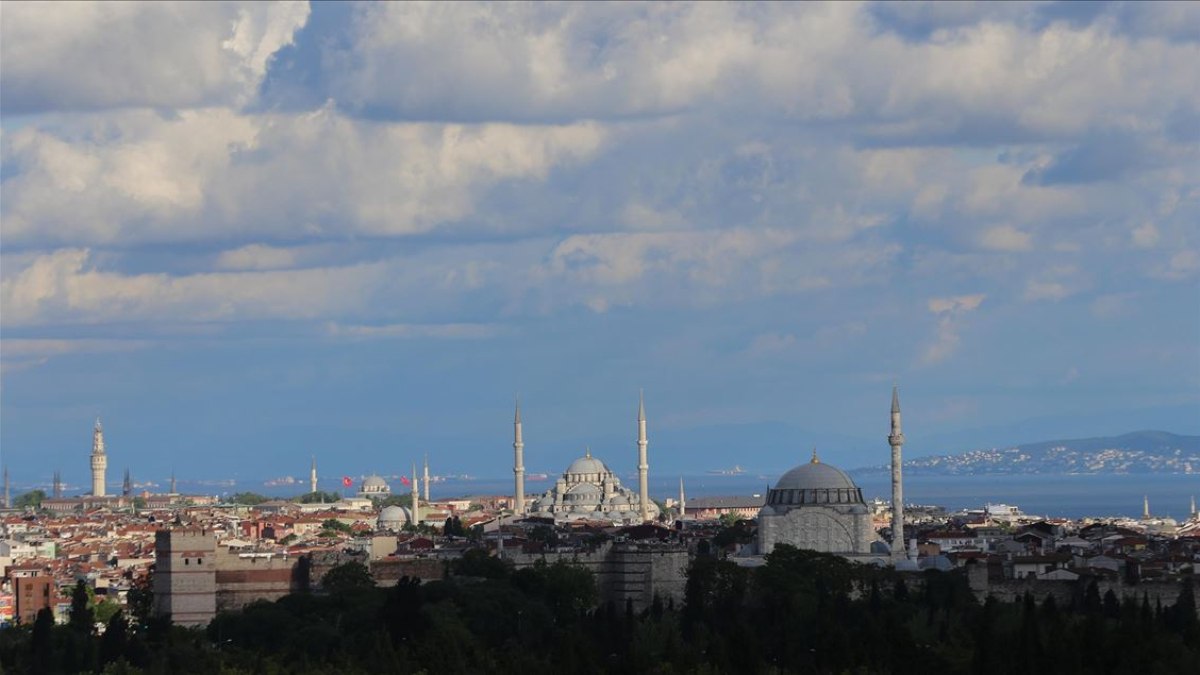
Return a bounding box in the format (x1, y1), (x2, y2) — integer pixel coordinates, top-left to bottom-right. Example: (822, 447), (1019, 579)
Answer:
(361, 475), (390, 490)
(566, 455), (610, 476)
(773, 459), (857, 491)
(377, 505), (410, 528)
(567, 482), (601, 495)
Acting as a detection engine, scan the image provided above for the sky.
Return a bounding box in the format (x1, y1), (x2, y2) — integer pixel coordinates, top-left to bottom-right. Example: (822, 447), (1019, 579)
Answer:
(1, 1), (1198, 491)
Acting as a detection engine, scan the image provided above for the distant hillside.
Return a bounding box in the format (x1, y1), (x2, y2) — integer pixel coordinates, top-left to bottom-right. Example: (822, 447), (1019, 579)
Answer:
(851, 431), (1200, 476)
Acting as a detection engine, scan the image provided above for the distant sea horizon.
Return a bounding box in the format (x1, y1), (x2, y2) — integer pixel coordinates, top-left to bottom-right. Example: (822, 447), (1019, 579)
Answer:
(79, 472), (1198, 522)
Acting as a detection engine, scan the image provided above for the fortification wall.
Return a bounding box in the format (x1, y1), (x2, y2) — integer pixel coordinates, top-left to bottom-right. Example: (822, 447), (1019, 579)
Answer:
(510, 542), (689, 612)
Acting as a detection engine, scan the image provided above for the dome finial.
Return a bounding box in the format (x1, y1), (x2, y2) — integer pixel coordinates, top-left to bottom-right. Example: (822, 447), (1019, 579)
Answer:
(585, 445), (591, 459)
(811, 447), (819, 464)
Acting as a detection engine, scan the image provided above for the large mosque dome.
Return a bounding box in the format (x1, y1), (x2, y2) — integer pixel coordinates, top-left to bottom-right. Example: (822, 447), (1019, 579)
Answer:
(566, 454), (610, 476)
(758, 450), (876, 557)
(767, 453), (864, 507)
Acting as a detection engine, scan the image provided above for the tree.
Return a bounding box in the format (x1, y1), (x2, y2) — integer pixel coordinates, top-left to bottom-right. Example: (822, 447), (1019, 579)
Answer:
(321, 561), (374, 594)
(100, 610), (128, 667)
(70, 580), (95, 631)
(452, 548), (511, 579)
(321, 518), (352, 533)
(296, 491), (341, 504)
(126, 575), (154, 627)
(94, 598), (122, 625)
(14, 489), (46, 508)
(227, 492), (269, 505)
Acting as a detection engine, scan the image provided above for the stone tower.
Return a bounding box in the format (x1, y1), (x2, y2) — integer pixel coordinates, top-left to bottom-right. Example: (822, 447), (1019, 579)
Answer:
(513, 399), (525, 514)
(888, 387), (906, 563)
(123, 468), (132, 497)
(423, 453), (430, 503)
(53, 470), (62, 499)
(637, 390), (650, 522)
(310, 455), (318, 495)
(678, 477), (686, 519)
(153, 529), (217, 627)
(411, 461), (421, 524)
(91, 418), (108, 497)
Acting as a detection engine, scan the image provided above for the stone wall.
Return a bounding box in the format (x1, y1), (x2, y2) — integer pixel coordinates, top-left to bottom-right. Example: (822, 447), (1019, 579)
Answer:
(153, 529), (217, 627)
(509, 542), (689, 612)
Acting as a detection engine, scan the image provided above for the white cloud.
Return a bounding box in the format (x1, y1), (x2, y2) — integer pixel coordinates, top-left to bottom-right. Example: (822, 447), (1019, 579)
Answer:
(1131, 221), (1161, 248)
(323, 2), (1200, 141)
(980, 224), (1033, 252)
(1, 108), (605, 246)
(922, 294), (985, 365)
(215, 244), (301, 271)
(1157, 249), (1200, 280)
(0, 1), (309, 112)
(0, 248), (386, 327)
(1024, 280), (1070, 302)
(325, 322), (504, 340)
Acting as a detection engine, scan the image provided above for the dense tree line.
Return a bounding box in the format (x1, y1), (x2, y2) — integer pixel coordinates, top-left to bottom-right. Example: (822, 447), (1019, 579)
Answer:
(1, 546), (1196, 673)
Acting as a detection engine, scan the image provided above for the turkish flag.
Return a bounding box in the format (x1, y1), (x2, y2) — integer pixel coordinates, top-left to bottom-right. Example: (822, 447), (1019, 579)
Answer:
(342, 476), (353, 488)
(400, 475), (411, 486)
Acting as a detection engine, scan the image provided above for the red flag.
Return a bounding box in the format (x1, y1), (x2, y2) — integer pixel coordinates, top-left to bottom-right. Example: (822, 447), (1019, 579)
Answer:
(342, 476), (353, 488)
(400, 475), (411, 486)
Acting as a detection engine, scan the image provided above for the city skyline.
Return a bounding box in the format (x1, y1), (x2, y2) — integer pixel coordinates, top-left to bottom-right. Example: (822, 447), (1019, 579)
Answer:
(2, 2), (1198, 481)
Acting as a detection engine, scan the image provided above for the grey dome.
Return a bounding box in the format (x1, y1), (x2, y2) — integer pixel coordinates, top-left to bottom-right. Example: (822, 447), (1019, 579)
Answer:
(774, 459), (856, 491)
(377, 505), (410, 528)
(566, 455), (610, 475)
(361, 475), (390, 490)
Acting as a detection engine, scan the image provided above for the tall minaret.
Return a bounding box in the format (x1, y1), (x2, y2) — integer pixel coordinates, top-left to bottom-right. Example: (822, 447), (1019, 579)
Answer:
(53, 470), (62, 499)
(423, 453), (430, 503)
(169, 470), (177, 495)
(122, 468), (132, 497)
(310, 455), (318, 494)
(637, 390), (650, 521)
(91, 418), (108, 497)
(678, 477), (686, 519)
(411, 461), (420, 524)
(513, 399), (525, 514)
(1143, 495), (1150, 520)
(888, 387), (906, 563)
(1191, 495), (1196, 519)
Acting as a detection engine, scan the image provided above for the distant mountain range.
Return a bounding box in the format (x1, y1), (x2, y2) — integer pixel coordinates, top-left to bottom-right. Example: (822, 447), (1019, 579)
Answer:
(851, 431), (1200, 476)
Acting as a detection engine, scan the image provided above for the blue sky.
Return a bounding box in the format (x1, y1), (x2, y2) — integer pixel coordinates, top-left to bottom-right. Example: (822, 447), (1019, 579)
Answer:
(1, 1), (1197, 490)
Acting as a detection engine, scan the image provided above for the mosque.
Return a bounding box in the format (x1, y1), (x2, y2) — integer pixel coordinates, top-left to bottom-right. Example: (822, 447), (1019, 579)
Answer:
(756, 387), (910, 565)
(513, 394), (660, 524)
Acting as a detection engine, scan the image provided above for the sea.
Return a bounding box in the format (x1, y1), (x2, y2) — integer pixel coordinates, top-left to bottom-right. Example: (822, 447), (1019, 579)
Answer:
(177, 472), (1200, 521)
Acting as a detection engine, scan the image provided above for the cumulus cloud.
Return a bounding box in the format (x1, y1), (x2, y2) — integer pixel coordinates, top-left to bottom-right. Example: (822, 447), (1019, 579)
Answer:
(1, 108), (605, 246)
(922, 294), (985, 365)
(0, 1), (310, 113)
(306, 1), (1200, 143)
(980, 224), (1033, 252)
(1131, 221), (1161, 248)
(325, 322), (504, 340)
(0, 248), (386, 327)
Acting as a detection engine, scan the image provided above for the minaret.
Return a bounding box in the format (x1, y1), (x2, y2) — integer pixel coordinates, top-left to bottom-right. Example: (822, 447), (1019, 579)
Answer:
(169, 470), (177, 495)
(513, 399), (525, 515)
(1191, 495), (1196, 519)
(411, 462), (420, 524)
(53, 471), (62, 499)
(1143, 495), (1150, 520)
(888, 387), (906, 563)
(122, 468), (132, 497)
(91, 418), (108, 497)
(310, 455), (318, 495)
(678, 477), (686, 519)
(423, 453), (430, 503)
(637, 390), (650, 521)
